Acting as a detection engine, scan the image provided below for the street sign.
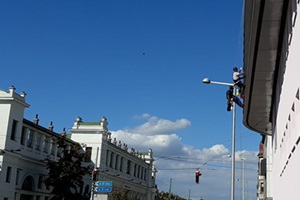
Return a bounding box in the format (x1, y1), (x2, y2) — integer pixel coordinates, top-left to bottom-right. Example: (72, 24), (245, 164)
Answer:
(96, 181), (113, 187)
(95, 187), (112, 193)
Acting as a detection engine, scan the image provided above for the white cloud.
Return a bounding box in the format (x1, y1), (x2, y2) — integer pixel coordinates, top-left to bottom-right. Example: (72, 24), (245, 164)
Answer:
(110, 114), (258, 200)
(129, 116), (191, 136)
(112, 130), (184, 155)
(132, 113), (151, 119)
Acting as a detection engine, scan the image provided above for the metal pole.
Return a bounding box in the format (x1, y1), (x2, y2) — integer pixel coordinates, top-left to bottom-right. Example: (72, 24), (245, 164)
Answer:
(169, 178), (172, 199)
(202, 78), (236, 200)
(242, 159), (245, 200)
(210, 80), (234, 86)
(246, 180), (248, 200)
(231, 86), (236, 200)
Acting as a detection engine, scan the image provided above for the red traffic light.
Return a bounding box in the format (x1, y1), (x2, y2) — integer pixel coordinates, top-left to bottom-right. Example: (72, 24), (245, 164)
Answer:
(195, 170), (201, 184)
(93, 170), (98, 181)
(196, 171), (202, 177)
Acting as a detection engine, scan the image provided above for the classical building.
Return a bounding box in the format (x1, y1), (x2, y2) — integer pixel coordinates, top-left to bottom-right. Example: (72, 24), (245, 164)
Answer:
(0, 86), (78, 200)
(70, 116), (157, 200)
(0, 86), (156, 200)
(244, 0), (300, 199)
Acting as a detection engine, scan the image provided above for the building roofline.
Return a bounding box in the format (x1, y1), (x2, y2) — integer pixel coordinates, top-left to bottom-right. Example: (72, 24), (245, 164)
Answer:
(243, 0), (286, 135)
(23, 118), (77, 144)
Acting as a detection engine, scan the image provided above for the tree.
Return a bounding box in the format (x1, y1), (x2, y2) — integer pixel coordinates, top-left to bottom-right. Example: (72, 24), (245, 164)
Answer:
(108, 188), (140, 200)
(44, 135), (91, 200)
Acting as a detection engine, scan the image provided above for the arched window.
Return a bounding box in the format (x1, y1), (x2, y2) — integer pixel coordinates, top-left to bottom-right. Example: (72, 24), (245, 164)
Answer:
(22, 176), (35, 191)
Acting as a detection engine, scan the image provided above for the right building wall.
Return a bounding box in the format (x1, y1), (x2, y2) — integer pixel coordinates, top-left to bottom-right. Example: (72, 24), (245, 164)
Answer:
(272, 2), (300, 199)
(244, 0), (300, 200)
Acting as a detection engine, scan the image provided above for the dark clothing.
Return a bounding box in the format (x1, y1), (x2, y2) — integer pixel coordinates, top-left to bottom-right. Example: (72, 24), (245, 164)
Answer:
(226, 89), (234, 99)
(226, 88), (243, 111)
(234, 81), (245, 95)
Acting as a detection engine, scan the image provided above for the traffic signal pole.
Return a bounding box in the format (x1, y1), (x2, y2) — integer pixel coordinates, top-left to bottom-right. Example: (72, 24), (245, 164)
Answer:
(91, 180), (95, 200)
(91, 147), (100, 200)
(168, 178), (172, 199)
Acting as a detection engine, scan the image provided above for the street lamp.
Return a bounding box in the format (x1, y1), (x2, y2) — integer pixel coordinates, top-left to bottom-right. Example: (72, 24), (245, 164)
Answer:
(202, 78), (234, 86)
(202, 78), (236, 200)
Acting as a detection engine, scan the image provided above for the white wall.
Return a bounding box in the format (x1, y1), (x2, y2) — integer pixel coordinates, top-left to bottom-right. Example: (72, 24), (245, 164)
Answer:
(273, 5), (300, 199)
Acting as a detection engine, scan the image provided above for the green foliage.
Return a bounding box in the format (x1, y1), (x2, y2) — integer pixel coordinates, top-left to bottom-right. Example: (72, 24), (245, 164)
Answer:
(155, 191), (187, 200)
(108, 188), (140, 200)
(108, 188), (128, 200)
(44, 135), (91, 200)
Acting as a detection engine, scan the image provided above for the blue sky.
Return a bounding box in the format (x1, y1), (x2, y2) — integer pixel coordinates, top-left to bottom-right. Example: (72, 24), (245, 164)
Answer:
(1, 1), (261, 199)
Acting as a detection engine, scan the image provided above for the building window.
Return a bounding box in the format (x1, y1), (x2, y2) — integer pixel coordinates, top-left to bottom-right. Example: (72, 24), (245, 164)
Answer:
(140, 167), (144, 179)
(46, 182), (50, 190)
(21, 127), (26, 145)
(38, 175), (43, 189)
(45, 197), (49, 200)
(127, 160), (131, 175)
(109, 153), (114, 168)
(10, 120), (18, 140)
(36, 134), (41, 150)
(84, 147), (92, 162)
(6, 166), (12, 183)
(134, 164), (137, 177)
(115, 155), (119, 170)
(51, 140), (56, 155)
(144, 169), (147, 180)
(57, 148), (63, 158)
(36, 195), (41, 200)
(106, 150), (109, 166)
(120, 157), (123, 172)
(22, 176), (34, 191)
(27, 130), (33, 148)
(137, 166), (140, 178)
(16, 168), (21, 185)
(44, 137), (49, 153)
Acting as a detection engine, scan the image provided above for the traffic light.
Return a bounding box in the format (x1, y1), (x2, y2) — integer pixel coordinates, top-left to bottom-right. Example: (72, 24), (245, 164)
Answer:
(93, 170), (98, 181)
(195, 170), (201, 184)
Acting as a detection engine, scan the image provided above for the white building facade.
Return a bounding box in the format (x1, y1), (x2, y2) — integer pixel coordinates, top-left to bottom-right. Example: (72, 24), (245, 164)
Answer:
(0, 86), (77, 200)
(0, 86), (156, 200)
(70, 117), (157, 200)
(244, 0), (300, 199)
